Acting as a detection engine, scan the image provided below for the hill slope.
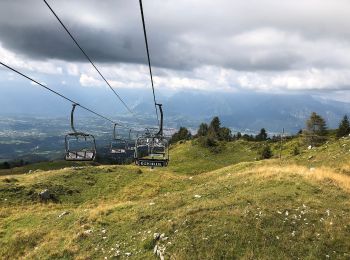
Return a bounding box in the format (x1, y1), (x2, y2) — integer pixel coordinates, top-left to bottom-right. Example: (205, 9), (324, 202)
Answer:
(1, 139), (350, 259)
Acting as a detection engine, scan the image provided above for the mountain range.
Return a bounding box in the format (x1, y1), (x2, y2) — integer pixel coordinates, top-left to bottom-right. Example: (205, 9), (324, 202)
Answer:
(1, 81), (349, 133)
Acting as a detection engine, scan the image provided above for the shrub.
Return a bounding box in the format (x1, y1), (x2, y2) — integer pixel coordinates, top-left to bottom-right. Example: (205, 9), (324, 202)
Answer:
(170, 127), (192, 144)
(292, 146), (300, 156)
(260, 145), (273, 159)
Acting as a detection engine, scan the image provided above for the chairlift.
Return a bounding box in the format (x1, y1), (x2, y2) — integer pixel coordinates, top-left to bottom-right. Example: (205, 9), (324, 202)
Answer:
(65, 104), (97, 161)
(127, 129), (135, 151)
(134, 104), (169, 167)
(110, 124), (127, 154)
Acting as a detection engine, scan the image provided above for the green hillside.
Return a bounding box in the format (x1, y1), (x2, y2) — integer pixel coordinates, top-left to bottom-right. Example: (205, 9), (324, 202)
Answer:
(1, 137), (350, 259)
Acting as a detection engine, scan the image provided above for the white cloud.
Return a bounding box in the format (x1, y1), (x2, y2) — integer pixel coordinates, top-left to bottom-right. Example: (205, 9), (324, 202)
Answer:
(0, 43), (63, 75)
(79, 73), (104, 87)
(66, 63), (79, 76)
(237, 69), (350, 91)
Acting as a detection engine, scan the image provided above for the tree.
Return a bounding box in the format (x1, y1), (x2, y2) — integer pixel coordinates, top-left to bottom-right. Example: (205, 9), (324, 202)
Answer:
(306, 112), (327, 136)
(197, 123), (209, 136)
(336, 115), (350, 138)
(256, 128), (268, 141)
(305, 112), (327, 146)
(209, 116), (221, 136)
(236, 132), (242, 139)
(260, 145), (273, 159)
(218, 127), (232, 141)
(170, 127), (192, 144)
(2, 162), (10, 169)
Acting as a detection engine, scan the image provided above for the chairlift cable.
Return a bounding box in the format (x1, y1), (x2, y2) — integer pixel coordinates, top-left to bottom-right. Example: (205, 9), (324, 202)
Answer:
(138, 0), (159, 125)
(0, 61), (122, 126)
(42, 0), (133, 115)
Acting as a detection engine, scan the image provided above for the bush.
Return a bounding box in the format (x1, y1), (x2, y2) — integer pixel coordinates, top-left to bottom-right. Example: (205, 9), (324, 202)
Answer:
(198, 136), (217, 148)
(170, 127), (192, 144)
(260, 145), (273, 159)
(292, 146), (300, 156)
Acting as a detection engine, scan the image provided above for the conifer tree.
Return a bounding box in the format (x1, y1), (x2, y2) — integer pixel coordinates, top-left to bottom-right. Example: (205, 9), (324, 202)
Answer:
(209, 116), (221, 136)
(197, 123), (209, 136)
(336, 115), (350, 138)
(305, 112), (327, 146)
(256, 128), (268, 141)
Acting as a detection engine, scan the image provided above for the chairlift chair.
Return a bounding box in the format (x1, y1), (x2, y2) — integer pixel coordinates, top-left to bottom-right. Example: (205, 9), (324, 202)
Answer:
(110, 124), (127, 154)
(65, 104), (97, 161)
(127, 129), (135, 151)
(134, 104), (169, 167)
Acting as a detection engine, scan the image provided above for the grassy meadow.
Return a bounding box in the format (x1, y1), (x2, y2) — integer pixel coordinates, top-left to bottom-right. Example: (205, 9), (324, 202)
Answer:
(0, 136), (350, 259)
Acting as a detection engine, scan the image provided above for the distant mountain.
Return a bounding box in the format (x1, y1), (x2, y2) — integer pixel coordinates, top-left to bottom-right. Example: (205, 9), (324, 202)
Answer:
(135, 91), (350, 133)
(1, 81), (349, 133)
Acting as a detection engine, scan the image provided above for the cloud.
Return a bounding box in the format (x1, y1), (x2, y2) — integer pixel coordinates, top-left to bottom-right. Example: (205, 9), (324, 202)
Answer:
(1, 0), (350, 94)
(79, 73), (104, 87)
(1, 0), (350, 71)
(237, 69), (350, 91)
(0, 43), (63, 75)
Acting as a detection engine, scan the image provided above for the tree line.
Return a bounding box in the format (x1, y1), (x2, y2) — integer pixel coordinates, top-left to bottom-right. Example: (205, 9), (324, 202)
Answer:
(169, 112), (350, 159)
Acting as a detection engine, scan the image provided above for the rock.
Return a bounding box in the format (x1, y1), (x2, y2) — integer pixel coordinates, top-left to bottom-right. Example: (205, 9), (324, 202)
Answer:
(58, 211), (69, 218)
(125, 252), (132, 257)
(83, 229), (93, 235)
(308, 145), (312, 150)
(159, 253), (165, 260)
(308, 155), (314, 160)
(194, 195), (201, 198)
(153, 233), (160, 240)
(310, 167), (315, 171)
(39, 189), (51, 200)
(160, 233), (165, 239)
(28, 170), (33, 174)
(153, 245), (158, 255)
(149, 202), (155, 206)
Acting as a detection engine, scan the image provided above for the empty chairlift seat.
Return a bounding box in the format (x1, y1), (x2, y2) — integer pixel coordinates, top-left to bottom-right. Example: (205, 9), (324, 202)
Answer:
(135, 135), (169, 167)
(110, 138), (127, 154)
(65, 133), (96, 161)
(134, 104), (169, 167)
(64, 104), (97, 162)
(110, 124), (127, 154)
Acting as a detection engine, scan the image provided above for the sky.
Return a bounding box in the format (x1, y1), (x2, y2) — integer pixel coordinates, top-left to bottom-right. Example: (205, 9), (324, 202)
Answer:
(1, 0), (350, 107)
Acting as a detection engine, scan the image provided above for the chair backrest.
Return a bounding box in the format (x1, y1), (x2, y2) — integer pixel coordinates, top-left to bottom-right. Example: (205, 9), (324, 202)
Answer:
(65, 133), (97, 161)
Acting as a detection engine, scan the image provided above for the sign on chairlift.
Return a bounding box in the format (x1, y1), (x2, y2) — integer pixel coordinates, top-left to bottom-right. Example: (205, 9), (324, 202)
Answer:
(137, 159), (168, 167)
(111, 148), (126, 154)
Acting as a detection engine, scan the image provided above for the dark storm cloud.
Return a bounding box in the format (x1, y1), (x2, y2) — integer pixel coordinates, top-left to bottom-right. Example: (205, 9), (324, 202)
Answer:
(1, 0), (350, 71)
